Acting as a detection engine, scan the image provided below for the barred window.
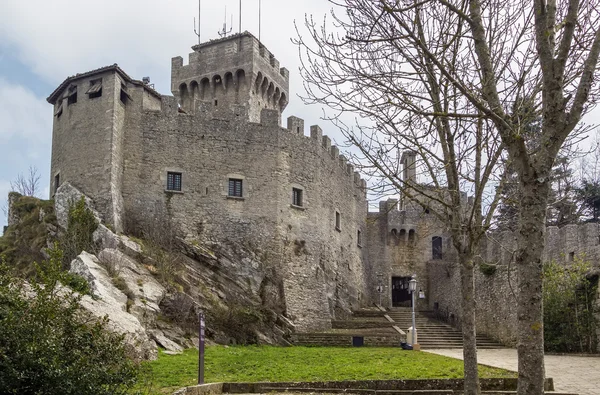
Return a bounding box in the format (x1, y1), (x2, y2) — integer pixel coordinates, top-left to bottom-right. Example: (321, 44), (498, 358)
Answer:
(167, 172), (182, 191)
(292, 188), (303, 207)
(228, 178), (243, 197)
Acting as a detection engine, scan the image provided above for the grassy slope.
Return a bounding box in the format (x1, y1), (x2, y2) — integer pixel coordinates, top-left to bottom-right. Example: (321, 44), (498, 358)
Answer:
(136, 346), (515, 394)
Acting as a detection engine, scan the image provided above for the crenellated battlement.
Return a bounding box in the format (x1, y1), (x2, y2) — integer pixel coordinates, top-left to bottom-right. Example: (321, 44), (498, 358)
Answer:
(171, 32), (289, 122)
(283, 116), (368, 195)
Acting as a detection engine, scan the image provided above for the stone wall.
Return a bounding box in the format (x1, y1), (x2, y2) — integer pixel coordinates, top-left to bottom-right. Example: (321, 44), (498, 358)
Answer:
(428, 224), (600, 348)
(117, 99), (367, 332)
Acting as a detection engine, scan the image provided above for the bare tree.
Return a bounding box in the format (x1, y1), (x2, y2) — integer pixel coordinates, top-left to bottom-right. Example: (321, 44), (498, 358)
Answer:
(296, 4), (507, 394)
(297, 1), (600, 394)
(10, 166), (41, 197)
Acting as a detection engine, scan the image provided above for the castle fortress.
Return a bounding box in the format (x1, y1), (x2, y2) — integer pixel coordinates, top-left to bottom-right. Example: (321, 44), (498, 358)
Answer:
(48, 32), (374, 331)
(46, 31), (598, 342)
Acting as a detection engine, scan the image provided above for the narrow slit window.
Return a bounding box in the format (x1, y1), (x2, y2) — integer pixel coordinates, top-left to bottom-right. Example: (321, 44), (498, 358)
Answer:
(335, 211), (341, 231)
(228, 178), (243, 197)
(432, 236), (443, 260)
(54, 173), (60, 194)
(357, 230), (362, 246)
(292, 188), (303, 207)
(166, 172), (182, 191)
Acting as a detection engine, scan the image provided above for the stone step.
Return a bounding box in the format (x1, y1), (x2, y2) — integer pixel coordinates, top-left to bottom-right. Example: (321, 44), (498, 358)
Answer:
(259, 388), (575, 395)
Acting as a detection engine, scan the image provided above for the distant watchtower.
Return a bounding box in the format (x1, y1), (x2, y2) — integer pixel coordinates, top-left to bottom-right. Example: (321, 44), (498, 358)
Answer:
(171, 32), (290, 123)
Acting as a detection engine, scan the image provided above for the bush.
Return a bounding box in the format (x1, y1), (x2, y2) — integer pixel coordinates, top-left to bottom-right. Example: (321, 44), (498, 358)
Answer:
(60, 196), (98, 268)
(543, 256), (598, 353)
(0, 247), (139, 395)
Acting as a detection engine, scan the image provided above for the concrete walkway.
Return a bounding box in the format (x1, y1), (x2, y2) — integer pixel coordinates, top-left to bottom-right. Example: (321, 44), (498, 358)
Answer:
(426, 348), (600, 395)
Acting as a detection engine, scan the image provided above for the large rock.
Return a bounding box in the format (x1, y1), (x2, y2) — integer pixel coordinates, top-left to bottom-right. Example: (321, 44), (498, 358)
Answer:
(69, 251), (157, 360)
(54, 182), (102, 230)
(97, 248), (166, 324)
(7, 192), (21, 227)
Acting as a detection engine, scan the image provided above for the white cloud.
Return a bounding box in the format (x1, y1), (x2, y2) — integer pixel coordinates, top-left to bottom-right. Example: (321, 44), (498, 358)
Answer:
(0, 0), (336, 131)
(0, 79), (52, 144)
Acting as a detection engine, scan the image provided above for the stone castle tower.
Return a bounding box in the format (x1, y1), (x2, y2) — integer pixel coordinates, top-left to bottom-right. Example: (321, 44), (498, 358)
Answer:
(172, 33), (289, 122)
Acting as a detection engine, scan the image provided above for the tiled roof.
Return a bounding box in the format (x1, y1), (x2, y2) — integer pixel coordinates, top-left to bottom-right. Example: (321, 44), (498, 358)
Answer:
(47, 64), (161, 104)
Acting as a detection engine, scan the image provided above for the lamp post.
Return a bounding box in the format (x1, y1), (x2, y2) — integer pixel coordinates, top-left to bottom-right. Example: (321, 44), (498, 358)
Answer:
(409, 275), (417, 346)
(376, 273), (384, 306)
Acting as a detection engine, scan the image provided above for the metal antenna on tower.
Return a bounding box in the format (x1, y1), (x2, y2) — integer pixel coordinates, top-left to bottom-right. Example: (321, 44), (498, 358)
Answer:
(239, 0), (242, 34)
(193, 0), (201, 44)
(258, 0), (262, 41)
(218, 6), (233, 37)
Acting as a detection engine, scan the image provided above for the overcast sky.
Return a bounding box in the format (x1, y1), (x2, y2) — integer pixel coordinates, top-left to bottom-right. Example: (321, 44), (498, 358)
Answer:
(2, 1), (600, 232)
(0, 0), (347, 230)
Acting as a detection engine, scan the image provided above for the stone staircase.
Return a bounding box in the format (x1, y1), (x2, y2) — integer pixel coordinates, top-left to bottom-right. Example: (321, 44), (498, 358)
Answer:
(387, 308), (504, 349)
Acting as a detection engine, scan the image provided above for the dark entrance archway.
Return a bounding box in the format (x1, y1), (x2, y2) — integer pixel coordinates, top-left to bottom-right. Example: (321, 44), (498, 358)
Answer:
(391, 276), (412, 307)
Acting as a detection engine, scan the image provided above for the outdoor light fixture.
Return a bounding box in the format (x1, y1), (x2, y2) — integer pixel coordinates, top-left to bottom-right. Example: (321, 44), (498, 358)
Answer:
(409, 275), (418, 347)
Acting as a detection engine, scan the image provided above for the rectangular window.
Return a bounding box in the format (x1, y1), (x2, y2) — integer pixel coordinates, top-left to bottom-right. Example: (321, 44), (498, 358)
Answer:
(432, 236), (443, 260)
(67, 85), (77, 105)
(228, 178), (243, 197)
(292, 188), (303, 207)
(166, 172), (182, 191)
(357, 230), (362, 246)
(120, 83), (132, 105)
(335, 211), (341, 231)
(86, 78), (103, 98)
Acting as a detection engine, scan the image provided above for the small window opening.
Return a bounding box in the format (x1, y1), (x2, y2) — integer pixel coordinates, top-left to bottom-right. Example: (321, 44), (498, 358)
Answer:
(432, 236), (443, 260)
(357, 230), (362, 247)
(297, 127), (300, 133)
(335, 211), (341, 231)
(120, 83), (132, 105)
(54, 102), (63, 118)
(67, 85), (77, 105)
(228, 178), (243, 197)
(166, 172), (182, 191)
(214, 99), (218, 106)
(569, 251), (575, 262)
(292, 188), (303, 207)
(87, 78), (102, 98)
(54, 173), (60, 194)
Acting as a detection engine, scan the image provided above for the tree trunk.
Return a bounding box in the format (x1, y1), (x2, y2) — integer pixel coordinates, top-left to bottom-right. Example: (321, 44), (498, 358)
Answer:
(516, 178), (548, 395)
(460, 253), (480, 395)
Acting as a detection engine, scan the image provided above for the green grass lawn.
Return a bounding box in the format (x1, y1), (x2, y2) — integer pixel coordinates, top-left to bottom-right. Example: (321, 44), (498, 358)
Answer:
(134, 346), (515, 395)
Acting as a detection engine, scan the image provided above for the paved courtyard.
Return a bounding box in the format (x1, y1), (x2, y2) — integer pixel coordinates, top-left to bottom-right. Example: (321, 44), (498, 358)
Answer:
(426, 348), (600, 395)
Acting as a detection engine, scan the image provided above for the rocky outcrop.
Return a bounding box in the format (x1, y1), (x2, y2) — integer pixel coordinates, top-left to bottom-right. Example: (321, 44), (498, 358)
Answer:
(70, 251), (157, 360)
(7, 192), (21, 227)
(54, 182), (102, 229)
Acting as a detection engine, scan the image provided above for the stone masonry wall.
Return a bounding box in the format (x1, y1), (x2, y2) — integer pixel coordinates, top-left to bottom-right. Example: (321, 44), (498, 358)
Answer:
(428, 224), (600, 348)
(120, 99), (367, 332)
(365, 198), (452, 311)
(50, 70), (121, 227)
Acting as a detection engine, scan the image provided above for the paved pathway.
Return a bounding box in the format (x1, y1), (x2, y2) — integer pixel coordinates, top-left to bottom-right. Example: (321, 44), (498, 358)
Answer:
(426, 348), (600, 395)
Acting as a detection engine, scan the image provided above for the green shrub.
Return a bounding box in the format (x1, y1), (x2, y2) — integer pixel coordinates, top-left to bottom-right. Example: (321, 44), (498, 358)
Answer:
(479, 262), (497, 276)
(0, 247), (139, 394)
(543, 256), (598, 353)
(60, 197), (98, 268)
